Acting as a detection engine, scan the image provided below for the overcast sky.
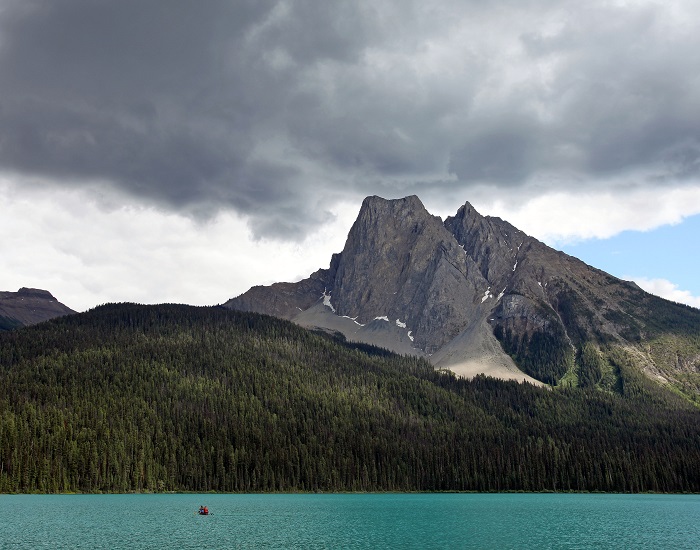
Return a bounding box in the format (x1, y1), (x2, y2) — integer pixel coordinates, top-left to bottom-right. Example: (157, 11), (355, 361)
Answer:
(1, 0), (699, 312)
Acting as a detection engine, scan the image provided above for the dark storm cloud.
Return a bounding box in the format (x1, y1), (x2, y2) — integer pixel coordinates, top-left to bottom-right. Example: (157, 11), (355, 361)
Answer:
(515, 3), (700, 181)
(0, 0), (275, 205)
(1, 0), (699, 238)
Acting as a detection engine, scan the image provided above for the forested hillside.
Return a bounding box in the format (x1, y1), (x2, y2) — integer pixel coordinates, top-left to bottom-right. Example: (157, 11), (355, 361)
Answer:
(1, 303), (698, 493)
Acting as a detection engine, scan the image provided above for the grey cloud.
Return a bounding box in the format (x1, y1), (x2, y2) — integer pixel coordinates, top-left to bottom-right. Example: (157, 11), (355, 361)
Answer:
(445, 2), (700, 188)
(449, 116), (542, 184)
(1, 0), (699, 239)
(251, 1), (380, 65)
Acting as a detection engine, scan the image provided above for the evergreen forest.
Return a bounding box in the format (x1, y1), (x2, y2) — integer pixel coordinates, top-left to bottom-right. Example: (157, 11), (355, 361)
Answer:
(1, 303), (698, 494)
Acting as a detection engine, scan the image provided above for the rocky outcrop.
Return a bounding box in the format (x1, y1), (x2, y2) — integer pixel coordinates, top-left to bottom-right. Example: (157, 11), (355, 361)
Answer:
(0, 287), (76, 330)
(224, 256), (340, 320)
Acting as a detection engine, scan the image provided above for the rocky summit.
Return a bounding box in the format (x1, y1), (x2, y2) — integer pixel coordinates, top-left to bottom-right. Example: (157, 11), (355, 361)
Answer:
(0, 287), (76, 330)
(225, 196), (700, 401)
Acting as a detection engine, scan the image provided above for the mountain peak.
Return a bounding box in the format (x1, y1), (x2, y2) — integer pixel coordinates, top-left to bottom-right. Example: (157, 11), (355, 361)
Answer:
(355, 195), (433, 229)
(0, 287), (76, 330)
(327, 194), (482, 354)
(349, 195), (436, 240)
(452, 200), (478, 218)
(225, 195), (700, 399)
(362, 194), (424, 208)
(17, 287), (56, 299)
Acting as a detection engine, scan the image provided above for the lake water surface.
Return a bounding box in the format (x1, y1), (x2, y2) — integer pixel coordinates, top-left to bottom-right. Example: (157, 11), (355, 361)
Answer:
(1, 493), (698, 549)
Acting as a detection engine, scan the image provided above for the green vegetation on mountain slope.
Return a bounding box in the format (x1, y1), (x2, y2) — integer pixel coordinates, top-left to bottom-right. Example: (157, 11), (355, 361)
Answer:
(1, 304), (698, 493)
(493, 283), (700, 403)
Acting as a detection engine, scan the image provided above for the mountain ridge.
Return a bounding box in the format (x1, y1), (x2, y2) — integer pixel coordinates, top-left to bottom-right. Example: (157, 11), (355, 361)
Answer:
(225, 195), (700, 402)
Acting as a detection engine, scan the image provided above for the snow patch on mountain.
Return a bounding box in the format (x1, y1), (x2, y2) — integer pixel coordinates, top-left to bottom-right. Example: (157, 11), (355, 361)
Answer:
(481, 287), (494, 303)
(342, 315), (364, 326)
(321, 290), (336, 313)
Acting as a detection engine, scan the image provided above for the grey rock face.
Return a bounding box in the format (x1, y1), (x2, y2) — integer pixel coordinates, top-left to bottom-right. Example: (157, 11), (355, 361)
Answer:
(329, 196), (488, 353)
(0, 287), (76, 329)
(445, 202), (527, 287)
(227, 196), (497, 354)
(223, 257), (339, 320)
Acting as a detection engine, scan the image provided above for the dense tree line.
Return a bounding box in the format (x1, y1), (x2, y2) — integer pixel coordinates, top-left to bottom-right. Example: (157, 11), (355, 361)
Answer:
(1, 303), (698, 493)
(493, 324), (573, 385)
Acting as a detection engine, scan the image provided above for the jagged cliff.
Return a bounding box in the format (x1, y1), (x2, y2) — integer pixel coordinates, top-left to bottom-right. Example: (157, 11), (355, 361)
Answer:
(225, 196), (700, 401)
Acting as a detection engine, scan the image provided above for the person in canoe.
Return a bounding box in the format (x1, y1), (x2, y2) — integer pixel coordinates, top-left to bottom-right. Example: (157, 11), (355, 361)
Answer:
(198, 505), (209, 515)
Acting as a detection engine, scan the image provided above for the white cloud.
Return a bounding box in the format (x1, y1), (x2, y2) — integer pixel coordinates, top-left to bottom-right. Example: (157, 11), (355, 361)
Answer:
(0, 177), (355, 312)
(467, 184), (700, 246)
(632, 277), (700, 309)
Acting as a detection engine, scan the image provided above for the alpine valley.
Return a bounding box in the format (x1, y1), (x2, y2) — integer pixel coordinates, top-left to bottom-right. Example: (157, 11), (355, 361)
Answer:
(1, 195), (699, 494)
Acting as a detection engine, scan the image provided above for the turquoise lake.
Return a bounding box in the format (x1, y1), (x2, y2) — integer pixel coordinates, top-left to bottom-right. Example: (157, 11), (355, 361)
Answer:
(1, 493), (698, 549)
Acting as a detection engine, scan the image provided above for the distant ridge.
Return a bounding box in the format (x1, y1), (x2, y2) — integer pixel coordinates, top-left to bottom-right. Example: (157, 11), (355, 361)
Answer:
(0, 287), (76, 330)
(226, 196), (700, 403)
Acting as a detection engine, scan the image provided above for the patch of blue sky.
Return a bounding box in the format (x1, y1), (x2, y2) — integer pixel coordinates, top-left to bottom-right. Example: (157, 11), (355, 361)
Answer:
(559, 214), (700, 299)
